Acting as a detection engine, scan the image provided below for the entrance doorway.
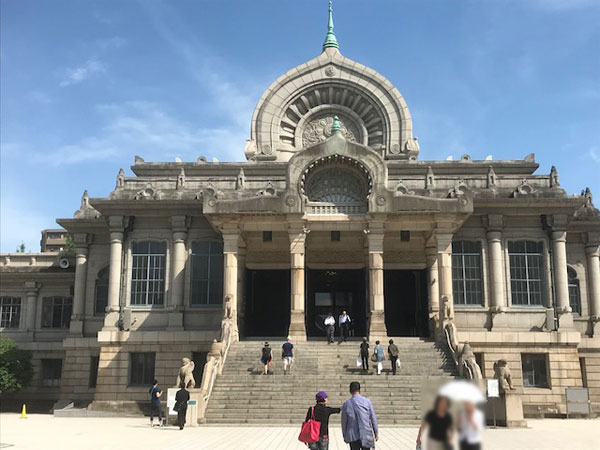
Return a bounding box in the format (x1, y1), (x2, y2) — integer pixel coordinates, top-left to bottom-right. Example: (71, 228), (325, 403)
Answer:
(306, 269), (367, 338)
(384, 270), (429, 337)
(245, 269), (290, 337)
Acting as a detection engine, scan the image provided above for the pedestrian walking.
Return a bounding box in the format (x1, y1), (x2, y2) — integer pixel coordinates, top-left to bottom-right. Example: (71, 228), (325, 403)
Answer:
(457, 401), (484, 450)
(260, 341), (272, 375)
(148, 379), (163, 427)
(282, 336), (295, 375)
(174, 386), (190, 430)
(387, 339), (399, 375)
(324, 313), (336, 344)
(304, 391), (341, 450)
(373, 341), (385, 375)
(341, 381), (378, 450)
(339, 310), (351, 342)
(416, 396), (454, 450)
(359, 338), (370, 372)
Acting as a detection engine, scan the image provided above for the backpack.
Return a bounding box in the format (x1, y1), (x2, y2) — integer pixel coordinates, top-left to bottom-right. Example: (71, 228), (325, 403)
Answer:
(262, 347), (271, 359)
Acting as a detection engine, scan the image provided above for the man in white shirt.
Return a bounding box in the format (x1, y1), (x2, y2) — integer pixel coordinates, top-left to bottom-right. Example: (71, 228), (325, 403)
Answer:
(338, 310), (351, 342)
(324, 312), (336, 344)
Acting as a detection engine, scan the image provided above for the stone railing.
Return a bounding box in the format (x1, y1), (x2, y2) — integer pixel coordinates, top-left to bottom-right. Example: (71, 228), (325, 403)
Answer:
(444, 322), (483, 380)
(195, 319), (234, 422)
(306, 202), (367, 215)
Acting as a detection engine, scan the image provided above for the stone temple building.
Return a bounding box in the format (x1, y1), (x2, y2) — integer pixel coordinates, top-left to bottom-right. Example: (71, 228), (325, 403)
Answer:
(1, 2), (599, 420)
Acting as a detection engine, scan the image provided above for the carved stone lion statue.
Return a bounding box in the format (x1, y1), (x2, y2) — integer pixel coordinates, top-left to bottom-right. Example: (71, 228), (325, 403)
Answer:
(493, 359), (515, 392)
(459, 341), (483, 379)
(223, 295), (233, 320)
(176, 357), (195, 389)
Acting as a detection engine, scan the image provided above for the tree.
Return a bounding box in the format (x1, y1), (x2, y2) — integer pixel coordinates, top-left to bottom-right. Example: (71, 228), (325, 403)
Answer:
(0, 338), (33, 394)
(15, 242), (26, 253)
(64, 234), (76, 253)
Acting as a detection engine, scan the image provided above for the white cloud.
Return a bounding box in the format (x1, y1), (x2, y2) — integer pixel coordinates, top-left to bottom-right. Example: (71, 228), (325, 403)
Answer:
(38, 101), (246, 165)
(587, 146), (600, 164)
(60, 58), (106, 87)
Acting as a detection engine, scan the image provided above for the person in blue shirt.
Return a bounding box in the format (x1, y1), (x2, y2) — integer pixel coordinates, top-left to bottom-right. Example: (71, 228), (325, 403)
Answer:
(341, 381), (379, 450)
(374, 341), (385, 375)
(149, 379), (163, 427)
(282, 336), (295, 375)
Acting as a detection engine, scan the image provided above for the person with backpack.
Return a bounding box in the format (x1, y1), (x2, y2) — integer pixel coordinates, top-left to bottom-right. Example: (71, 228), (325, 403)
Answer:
(260, 341), (272, 375)
(341, 381), (378, 449)
(174, 386), (190, 430)
(387, 339), (399, 375)
(148, 379), (163, 427)
(303, 391), (341, 450)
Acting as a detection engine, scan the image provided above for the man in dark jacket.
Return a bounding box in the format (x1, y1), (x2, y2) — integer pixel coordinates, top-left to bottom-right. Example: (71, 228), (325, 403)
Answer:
(174, 387), (190, 430)
(305, 391), (341, 450)
(387, 339), (399, 375)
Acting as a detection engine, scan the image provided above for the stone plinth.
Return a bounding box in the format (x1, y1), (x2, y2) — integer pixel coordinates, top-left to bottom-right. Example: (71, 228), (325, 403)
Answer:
(488, 390), (527, 428)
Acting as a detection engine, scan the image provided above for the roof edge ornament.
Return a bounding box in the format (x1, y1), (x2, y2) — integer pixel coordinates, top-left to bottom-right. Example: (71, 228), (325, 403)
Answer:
(322, 0), (339, 52)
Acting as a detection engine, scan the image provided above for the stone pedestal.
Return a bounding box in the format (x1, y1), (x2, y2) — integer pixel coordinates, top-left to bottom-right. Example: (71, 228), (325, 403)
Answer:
(288, 228), (307, 341)
(187, 388), (204, 426)
(367, 226), (387, 340)
(488, 391), (527, 428)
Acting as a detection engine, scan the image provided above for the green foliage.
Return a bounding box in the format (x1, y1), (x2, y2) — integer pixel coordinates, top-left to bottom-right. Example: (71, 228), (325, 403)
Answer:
(15, 242), (26, 253)
(64, 234), (76, 253)
(0, 338), (33, 394)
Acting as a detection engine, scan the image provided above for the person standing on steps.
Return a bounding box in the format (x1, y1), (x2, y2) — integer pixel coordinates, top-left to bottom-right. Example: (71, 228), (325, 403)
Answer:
(387, 339), (399, 375)
(174, 386), (190, 430)
(339, 310), (351, 342)
(324, 312), (336, 344)
(341, 381), (379, 450)
(374, 341), (385, 375)
(260, 341), (272, 375)
(305, 391), (341, 450)
(149, 379), (163, 427)
(282, 336), (295, 375)
(359, 337), (370, 372)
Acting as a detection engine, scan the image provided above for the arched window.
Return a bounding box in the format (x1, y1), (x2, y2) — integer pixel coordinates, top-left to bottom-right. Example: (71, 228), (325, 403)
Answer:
(568, 267), (581, 315)
(94, 267), (109, 315)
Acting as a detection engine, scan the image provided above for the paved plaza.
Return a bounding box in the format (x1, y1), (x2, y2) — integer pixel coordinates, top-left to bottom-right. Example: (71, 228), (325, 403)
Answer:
(0, 414), (597, 450)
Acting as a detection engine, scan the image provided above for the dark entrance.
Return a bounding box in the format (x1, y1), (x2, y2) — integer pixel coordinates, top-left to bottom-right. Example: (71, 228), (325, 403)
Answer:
(245, 269), (290, 337)
(384, 270), (429, 337)
(306, 269), (367, 338)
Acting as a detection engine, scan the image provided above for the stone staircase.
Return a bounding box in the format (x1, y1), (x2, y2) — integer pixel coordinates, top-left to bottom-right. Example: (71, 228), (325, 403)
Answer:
(205, 338), (457, 426)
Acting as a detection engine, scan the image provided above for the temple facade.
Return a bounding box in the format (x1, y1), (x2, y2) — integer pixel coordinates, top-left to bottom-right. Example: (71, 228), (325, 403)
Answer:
(1, 3), (599, 418)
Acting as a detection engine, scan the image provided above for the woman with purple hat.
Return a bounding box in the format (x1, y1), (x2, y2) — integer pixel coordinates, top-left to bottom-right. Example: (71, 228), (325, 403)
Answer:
(304, 390), (341, 450)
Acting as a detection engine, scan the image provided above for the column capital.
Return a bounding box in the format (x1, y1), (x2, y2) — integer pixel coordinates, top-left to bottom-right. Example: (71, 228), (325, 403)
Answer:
(222, 231), (240, 253)
(551, 230), (567, 243)
(24, 281), (41, 294)
(583, 231), (600, 248)
(72, 232), (92, 248)
(585, 245), (600, 257)
(171, 215), (191, 232)
(482, 214), (503, 231)
(75, 247), (89, 258)
(436, 232), (453, 252)
(107, 215), (129, 232)
(546, 214), (569, 231)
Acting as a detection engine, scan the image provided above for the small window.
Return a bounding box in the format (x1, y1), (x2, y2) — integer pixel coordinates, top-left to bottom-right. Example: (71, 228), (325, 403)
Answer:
(129, 352), (156, 386)
(452, 241), (484, 305)
(567, 267), (581, 315)
(130, 241), (166, 306)
(0, 297), (21, 328)
(190, 241), (224, 306)
(262, 231), (273, 242)
(509, 241), (545, 306)
(94, 267), (109, 315)
(331, 231), (341, 242)
(41, 359), (63, 387)
(88, 355), (100, 388)
(41, 297), (72, 329)
(521, 353), (549, 388)
(400, 231), (410, 242)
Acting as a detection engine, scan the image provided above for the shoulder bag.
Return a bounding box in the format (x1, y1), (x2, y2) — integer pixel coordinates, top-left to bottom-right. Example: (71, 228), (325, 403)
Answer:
(298, 406), (321, 443)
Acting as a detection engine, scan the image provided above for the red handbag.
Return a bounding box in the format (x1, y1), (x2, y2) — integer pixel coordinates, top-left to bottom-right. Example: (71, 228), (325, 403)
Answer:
(298, 406), (321, 443)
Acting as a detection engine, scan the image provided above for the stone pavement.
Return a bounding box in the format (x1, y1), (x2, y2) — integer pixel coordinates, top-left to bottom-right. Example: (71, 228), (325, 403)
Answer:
(0, 414), (597, 450)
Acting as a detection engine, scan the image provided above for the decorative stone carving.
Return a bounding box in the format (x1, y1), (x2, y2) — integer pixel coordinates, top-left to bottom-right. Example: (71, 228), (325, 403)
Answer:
(487, 166), (497, 188)
(376, 195), (386, 206)
(134, 155), (145, 164)
(177, 168), (186, 190)
(426, 166), (436, 189)
(236, 168), (245, 190)
(404, 137), (419, 153)
(116, 169), (125, 188)
(324, 65), (336, 77)
(257, 181), (277, 196)
(459, 341), (483, 379)
(550, 166), (560, 187)
(460, 154), (472, 162)
(135, 183), (160, 200)
(512, 179), (535, 197)
(74, 190), (100, 219)
(197, 156), (207, 164)
(448, 180), (470, 198)
(390, 143), (401, 154)
(394, 181), (414, 196)
(285, 195), (297, 207)
(302, 115), (358, 148)
(261, 144), (272, 155)
(244, 139), (256, 159)
(494, 359), (516, 392)
(176, 357), (196, 389)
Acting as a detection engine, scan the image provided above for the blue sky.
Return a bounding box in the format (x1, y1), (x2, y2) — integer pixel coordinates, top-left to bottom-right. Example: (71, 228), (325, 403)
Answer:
(1, 0), (599, 252)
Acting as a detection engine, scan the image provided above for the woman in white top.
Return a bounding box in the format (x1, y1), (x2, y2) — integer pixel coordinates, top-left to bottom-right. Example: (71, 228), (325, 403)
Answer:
(456, 401), (484, 450)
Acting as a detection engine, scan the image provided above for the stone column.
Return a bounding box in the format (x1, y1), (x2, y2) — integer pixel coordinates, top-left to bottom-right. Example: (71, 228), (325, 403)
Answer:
(70, 240), (89, 334)
(483, 214), (508, 329)
(104, 216), (126, 330)
(425, 245), (440, 334)
(585, 242), (600, 336)
(222, 229), (240, 341)
(367, 225), (387, 339)
(288, 228), (307, 341)
(236, 244), (247, 338)
(552, 229), (574, 328)
(169, 216), (189, 329)
(24, 281), (40, 333)
(437, 233), (454, 322)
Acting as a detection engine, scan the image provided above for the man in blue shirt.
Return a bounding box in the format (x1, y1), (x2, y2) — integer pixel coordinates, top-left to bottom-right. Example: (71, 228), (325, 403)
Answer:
(282, 336), (294, 375)
(149, 379), (163, 427)
(341, 381), (379, 449)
